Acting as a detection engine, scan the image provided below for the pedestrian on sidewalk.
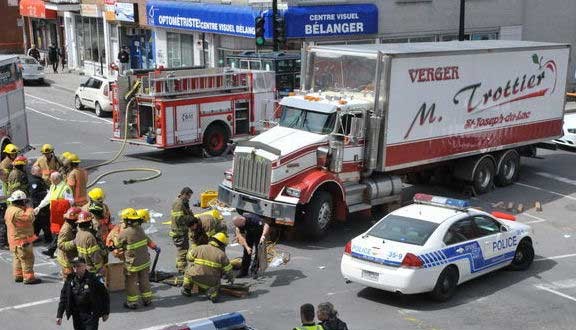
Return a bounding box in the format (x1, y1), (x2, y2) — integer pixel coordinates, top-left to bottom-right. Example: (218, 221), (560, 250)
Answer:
(27, 44), (41, 62)
(317, 302), (348, 330)
(294, 303), (324, 330)
(29, 165), (51, 244)
(56, 257), (110, 330)
(232, 213), (270, 278)
(49, 43), (60, 74)
(117, 46), (130, 76)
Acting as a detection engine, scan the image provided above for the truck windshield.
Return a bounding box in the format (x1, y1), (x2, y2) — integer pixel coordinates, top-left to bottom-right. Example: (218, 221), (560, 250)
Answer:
(279, 106), (336, 135)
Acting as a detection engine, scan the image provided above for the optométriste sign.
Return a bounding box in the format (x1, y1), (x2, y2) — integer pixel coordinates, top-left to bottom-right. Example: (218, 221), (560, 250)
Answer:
(284, 4), (378, 38)
(146, 0), (259, 37)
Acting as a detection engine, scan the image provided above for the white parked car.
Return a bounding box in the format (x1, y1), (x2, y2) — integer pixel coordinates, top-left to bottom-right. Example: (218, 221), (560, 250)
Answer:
(74, 76), (114, 117)
(18, 55), (44, 83)
(553, 113), (576, 148)
(341, 194), (534, 301)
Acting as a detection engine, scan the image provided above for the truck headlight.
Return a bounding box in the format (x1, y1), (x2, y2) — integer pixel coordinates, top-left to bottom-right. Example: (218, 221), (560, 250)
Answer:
(224, 171), (233, 181)
(285, 187), (301, 198)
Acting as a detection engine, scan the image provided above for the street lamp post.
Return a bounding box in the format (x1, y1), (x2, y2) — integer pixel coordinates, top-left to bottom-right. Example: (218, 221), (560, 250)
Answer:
(459, 0), (466, 41)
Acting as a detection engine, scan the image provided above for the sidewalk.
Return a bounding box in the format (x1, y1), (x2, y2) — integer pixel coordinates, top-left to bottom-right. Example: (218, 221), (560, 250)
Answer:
(42, 68), (87, 93)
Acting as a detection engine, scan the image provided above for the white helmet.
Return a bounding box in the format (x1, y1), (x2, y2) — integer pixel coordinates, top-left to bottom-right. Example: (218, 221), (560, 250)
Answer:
(8, 190), (27, 202)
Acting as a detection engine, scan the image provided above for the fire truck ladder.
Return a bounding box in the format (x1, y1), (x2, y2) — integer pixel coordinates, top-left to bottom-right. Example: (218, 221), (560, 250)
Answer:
(144, 69), (252, 97)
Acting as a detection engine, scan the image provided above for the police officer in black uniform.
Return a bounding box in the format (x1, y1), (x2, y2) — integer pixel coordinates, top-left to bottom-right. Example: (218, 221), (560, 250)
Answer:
(233, 212), (270, 278)
(56, 257), (110, 330)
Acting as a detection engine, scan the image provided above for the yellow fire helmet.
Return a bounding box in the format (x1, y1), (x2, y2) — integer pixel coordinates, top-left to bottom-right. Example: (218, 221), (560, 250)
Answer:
(61, 151), (73, 160)
(211, 232), (229, 246)
(13, 156), (28, 166)
(121, 207), (141, 221)
(137, 209), (150, 222)
(88, 187), (105, 203)
(3, 143), (19, 155)
(68, 153), (81, 164)
(41, 144), (54, 154)
(198, 209), (223, 221)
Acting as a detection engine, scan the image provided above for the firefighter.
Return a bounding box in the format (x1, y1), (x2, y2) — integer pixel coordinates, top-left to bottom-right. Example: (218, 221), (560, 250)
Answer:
(170, 187), (196, 274)
(5, 190), (41, 284)
(34, 144), (60, 184)
(189, 210), (228, 249)
(7, 156), (29, 196)
(74, 211), (105, 275)
(56, 207), (81, 277)
(115, 208), (159, 309)
(82, 187), (112, 242)
(106, 209), (152, 261)
(137, 209), (150, 223)
(58, 151), (73, 177)
(67, 153), (88, 206)
(0, 143), (19, 173)
(181, 232), (234, 303)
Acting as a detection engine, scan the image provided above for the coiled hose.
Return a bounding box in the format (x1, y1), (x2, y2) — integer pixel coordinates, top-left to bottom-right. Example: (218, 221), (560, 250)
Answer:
(85, 97), (162, 188)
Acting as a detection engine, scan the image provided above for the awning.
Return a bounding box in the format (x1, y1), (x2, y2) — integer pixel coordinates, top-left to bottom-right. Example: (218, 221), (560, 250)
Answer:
(20, 0), (58, 19)
(283, 4), (378, 38)
(146, 0), (260, 38)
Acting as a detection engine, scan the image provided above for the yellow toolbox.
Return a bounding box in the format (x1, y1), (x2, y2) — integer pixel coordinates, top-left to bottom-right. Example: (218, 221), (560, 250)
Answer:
(200, 190), (218, 208)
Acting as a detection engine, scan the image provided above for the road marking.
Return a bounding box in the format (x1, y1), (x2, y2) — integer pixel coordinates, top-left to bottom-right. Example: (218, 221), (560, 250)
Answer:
(25, 93), (112, 123)
(521, 213), (547, 224)
(536, 285), (576, 303)
(0, 297), (59, 313)
(535, 172), (576, 186)
(27, 106), (103, 124)
(515, 182), (576, 201)
(535, 253), (576, 262)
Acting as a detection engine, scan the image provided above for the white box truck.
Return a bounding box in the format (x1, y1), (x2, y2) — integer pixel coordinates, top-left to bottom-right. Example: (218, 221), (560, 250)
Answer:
(218, 41), (570, 238)
(0, 55), (30, 155)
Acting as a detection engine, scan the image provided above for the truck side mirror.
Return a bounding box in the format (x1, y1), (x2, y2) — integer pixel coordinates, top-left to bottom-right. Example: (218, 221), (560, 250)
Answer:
(316, 146), (330, 168)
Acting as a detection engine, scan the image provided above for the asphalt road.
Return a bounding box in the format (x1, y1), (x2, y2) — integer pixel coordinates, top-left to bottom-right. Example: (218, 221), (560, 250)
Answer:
(2, 81), (576, 330)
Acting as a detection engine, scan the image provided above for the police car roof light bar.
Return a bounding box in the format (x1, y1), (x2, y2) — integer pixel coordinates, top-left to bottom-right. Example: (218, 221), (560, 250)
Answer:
(413, 193), (470, 210)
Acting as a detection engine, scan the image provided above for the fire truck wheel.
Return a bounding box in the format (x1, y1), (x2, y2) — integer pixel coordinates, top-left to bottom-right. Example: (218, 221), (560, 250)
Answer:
(472, 157), (495, 194)
(495, 150), (520, 186)
(75, 95), (84, 110)
(203, 124), (229, 157)
(304, 191), (333, 239)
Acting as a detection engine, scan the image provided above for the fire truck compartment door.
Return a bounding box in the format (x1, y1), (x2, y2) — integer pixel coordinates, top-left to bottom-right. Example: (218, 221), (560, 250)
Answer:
(174, 104), (200, 144)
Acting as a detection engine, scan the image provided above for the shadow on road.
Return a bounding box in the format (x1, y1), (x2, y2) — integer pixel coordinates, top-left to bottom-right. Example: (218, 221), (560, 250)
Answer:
(128, 148), (233, 165)
(355, 257), (557, 310)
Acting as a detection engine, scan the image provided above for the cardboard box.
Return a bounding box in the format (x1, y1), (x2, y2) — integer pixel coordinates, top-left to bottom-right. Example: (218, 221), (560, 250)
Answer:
(106, 262), (125, 292)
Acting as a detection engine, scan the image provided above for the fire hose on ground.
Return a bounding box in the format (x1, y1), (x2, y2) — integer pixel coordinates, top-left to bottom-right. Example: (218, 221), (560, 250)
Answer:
(85, 91), (162, 189)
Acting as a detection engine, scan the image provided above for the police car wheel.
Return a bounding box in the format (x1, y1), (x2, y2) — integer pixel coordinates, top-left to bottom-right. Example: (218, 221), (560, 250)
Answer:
(509, 239), (534, 271)
(430, 266), (458, 302)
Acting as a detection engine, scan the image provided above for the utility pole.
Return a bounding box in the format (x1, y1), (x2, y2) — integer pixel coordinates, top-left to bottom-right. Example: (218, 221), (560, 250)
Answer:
(458, 0), (466, 41)
(272, 0), (278, 51)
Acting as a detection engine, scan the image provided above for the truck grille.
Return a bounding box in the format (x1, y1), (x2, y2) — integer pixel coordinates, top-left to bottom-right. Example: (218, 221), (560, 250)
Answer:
(233, 152), (272, 198)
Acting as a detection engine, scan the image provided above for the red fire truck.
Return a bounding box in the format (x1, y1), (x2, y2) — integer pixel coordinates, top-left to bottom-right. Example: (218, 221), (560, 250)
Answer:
(111, 67), (276, 156)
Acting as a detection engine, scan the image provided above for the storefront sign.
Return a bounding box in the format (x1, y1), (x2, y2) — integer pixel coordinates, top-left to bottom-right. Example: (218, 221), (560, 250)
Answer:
(284, 4), (378, 38)
(105, 1), (137, 22)
(20, 0), (58, 19)
(81, 4), (102, 18)
(147, 0), (259, 37)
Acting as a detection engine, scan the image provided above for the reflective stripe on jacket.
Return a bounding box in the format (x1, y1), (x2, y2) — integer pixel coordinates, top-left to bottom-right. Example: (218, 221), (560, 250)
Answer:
(75, 229), (104, 272)
(169, 197), (194, 237)
(185, 242), (232, 288)
(116, 224), (156, 273)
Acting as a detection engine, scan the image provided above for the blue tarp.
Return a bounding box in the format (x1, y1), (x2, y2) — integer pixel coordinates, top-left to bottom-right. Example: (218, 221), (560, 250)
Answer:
(146, 1), (260, 38)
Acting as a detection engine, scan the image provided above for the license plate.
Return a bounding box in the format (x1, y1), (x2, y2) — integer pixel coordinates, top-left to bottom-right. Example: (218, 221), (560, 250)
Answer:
(362, 270), (379, 282)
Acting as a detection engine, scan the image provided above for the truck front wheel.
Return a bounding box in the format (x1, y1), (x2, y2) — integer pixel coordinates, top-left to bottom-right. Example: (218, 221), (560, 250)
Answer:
(303, 191), (333, 239)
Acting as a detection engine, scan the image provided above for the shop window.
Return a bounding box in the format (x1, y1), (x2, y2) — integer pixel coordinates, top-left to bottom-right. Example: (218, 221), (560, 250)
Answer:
(167, 32), (194, 68)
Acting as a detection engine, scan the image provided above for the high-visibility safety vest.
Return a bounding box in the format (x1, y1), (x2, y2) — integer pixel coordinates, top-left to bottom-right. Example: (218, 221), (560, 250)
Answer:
(50, 181), (71, 200)
(293, 325), (325, 330)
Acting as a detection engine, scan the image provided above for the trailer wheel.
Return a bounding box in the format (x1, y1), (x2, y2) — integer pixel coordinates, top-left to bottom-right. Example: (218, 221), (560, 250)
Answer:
(303, 191), (333, 239)
(495, 150), (520, 186)
(203, 124), (229, 157)
(472, 157), (495, 194)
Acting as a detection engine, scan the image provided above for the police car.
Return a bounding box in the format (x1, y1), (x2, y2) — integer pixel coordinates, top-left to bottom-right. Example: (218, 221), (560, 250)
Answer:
(340, 194), (535, 301)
